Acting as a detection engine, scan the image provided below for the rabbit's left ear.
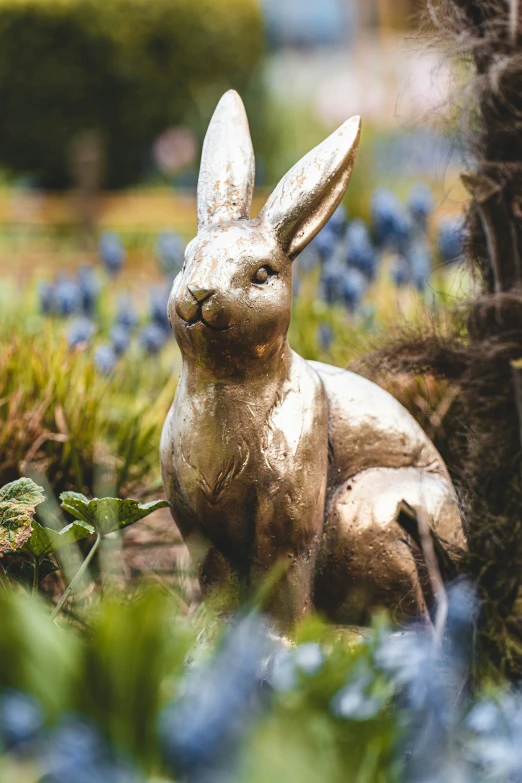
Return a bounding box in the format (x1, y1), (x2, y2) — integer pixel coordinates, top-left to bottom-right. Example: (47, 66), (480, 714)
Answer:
(197, 90), (255, 230)
(259, 116), (361, 259)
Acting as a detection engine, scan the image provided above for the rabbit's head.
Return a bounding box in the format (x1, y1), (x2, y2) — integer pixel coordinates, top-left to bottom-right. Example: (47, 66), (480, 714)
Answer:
(169, 91), (360, 374)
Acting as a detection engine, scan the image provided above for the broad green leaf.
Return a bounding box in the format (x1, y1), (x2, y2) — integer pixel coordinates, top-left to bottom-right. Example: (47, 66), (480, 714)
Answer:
(58, 491), (91, 523)
(0, 478), (46, 554)
(4, 556), (59, 591)
(22, 519), (95, 557)
(59, 492), (169, 535)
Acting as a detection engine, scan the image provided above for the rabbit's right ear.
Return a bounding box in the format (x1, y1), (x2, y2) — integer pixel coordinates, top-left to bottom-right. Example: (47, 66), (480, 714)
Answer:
(197, 90), (255, 230)
(259, 116), (361, 259)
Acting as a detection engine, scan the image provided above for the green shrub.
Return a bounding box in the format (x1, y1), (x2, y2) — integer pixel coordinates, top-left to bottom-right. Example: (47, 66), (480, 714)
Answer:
(0, 0), (263, 187)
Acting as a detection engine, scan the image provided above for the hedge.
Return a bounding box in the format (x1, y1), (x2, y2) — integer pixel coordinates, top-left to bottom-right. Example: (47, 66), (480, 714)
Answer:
(0, 0), (264, 187)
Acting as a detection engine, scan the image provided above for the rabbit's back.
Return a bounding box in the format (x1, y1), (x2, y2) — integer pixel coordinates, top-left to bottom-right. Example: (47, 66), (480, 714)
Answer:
(308, 361), (448, 493)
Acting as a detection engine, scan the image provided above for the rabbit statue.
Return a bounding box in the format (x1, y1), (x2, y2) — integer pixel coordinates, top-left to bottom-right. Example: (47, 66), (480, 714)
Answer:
(161, 90), (465, 630)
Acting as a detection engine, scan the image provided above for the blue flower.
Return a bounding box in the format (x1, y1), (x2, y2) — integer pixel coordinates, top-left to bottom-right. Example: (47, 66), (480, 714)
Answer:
(160, 615), (271, 780)
(99, 232), (125, 276)
(407, 238), (432, 292)
(390, 255), (412, 287)
(94, 344), (118, 375)
(110, 324), (131, 357)
(77, 264), (100, 317)
(371, 188), (411, 251)
(0, 690), (43, 753)
(326, 204), (349, 238)
(157, 230), (185, 280)
(139, 323), (167, 355)
(115, 295), (139, 331)
(294, 642), (324, 675)
(407, 183), (434, 228)
(437, 217), (465, 264)
(66, 317), (95, 349)
(345, 219), (377, 280)
(312, 228), (339, 264)
(311, 205), (348, 263)
(43, 717), (142, 783)
(149, 286), (171, 334)
(320, 259), (346, 305)
(267, 648), (297, 693)
(342, 268), (367, 313)
(53, 276), (82, 317)
(330, 667), (386, 721)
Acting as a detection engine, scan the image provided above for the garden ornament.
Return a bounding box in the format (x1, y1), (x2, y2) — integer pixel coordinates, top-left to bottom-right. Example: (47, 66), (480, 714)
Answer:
(161, 91), (465, 629)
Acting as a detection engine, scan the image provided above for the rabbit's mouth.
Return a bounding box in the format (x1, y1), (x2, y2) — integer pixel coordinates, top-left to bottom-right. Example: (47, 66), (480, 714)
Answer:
(187, 316), (234, 332)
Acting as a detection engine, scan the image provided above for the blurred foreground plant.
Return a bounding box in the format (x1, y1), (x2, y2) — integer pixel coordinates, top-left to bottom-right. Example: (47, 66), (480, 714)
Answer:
(0, 575), (521, 782)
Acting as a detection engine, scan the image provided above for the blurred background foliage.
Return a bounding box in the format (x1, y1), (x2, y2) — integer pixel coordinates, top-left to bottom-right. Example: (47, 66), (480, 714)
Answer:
(0, 0), (264, 187)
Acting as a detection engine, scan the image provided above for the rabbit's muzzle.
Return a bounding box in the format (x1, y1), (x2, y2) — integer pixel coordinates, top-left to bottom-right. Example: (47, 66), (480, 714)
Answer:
(175, 284), (234, 331)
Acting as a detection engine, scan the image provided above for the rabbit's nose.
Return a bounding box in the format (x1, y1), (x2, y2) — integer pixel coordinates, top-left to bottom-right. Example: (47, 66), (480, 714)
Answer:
(188, 285), (214, 304)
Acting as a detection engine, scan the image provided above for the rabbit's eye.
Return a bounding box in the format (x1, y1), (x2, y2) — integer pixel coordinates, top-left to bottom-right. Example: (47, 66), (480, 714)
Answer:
(253, 266), (272, 284)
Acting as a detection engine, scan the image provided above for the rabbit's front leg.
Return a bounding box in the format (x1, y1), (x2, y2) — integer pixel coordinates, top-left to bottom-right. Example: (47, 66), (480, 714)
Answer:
(250, 363), (329, 630)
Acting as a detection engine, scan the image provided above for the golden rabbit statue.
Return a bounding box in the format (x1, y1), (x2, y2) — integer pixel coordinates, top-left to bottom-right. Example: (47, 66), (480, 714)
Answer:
(161, 90), (465, 629)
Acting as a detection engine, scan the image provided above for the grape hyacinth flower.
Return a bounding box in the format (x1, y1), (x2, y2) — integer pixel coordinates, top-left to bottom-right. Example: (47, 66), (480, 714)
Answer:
(160, 614), (272, 783)
(374, 580), (478, 783)
(326, 203), (349, 239)
(157, 230), (185, 280)
(110, 323), (131, 357)
(437, 217), (466, 264)
(390, 255), (412, 288)
(343, 268), (367, 313)
(149, 286), (171, 334)
(345, 219), (377, 280)
(465, 692), (522, 781)
(66, 317), (95, 349)
(293, 642), (324, 676)
(115, 295), (139, 331)
(320, 257), (347, 305)
(312, 204), (348, 263)
(77, 264), (100, 317)
(94, 344), (117, 375)
(407, 183), (434, 231)
(268, 641), (324, 694)
(330, 662), (387, 722)
(42, 717), (142, 783)
(371, 188), (411, 251)
(53, 276), (82, 318)
(139, 322), (167, 355)
(407, 238), (432, 292)
(312, 227), (339, 264)
(99, 232), (125, 277)
(0, 690), (43, 754)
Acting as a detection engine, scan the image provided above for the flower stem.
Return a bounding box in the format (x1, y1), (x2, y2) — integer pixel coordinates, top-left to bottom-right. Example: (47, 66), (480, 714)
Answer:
(52, 533), (101, 620)
(0, 564), (11, 594)
(32, 556), (40, 594)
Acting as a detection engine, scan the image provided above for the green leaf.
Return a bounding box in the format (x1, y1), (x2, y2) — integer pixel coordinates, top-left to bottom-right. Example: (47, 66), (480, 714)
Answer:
(59, 493), (169, 535)
(22, 519), (95, 557)
(58, 491), (91, 524)
(0, 478), (46, 554)
(4, 556), (59, 591)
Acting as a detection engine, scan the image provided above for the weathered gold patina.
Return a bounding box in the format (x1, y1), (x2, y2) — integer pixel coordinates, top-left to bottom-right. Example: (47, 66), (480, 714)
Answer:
(161, 91), (465, 629)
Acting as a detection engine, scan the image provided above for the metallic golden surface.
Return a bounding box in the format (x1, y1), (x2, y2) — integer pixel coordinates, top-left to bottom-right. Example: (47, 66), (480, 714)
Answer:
(161, 90), (465, 629)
